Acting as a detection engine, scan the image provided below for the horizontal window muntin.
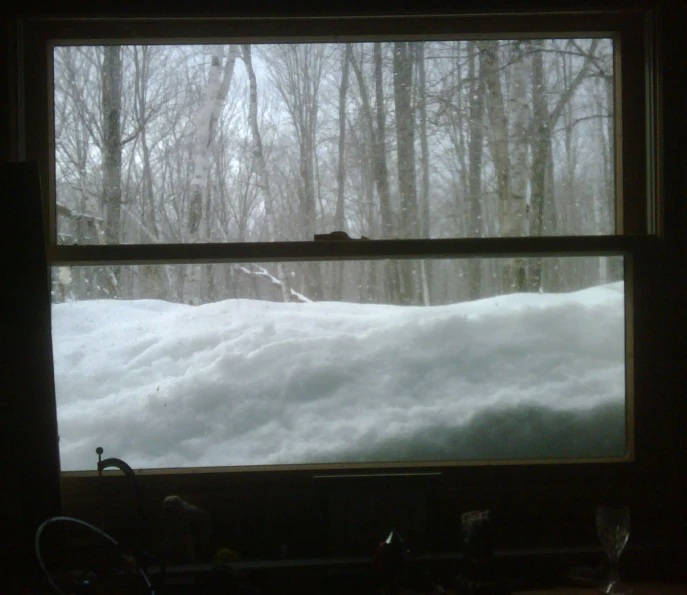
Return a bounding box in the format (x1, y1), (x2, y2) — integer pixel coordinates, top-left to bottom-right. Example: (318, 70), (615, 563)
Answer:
(33, 14), (638, 43)
(51, 255), (628, 472)
(48, 236), (645, 266)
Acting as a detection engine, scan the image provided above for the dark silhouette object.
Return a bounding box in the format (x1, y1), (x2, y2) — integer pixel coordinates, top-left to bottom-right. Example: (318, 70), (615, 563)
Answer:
(94, 447), (164, 583)
(456, 510), (511, 595)
(375, 529), (409, 595)
(35, 516), (154, 595)
(314, 230), (371, 240)
(95, 447), (149, 555)
(2, 163), (62, 591)
(198, 564), (260, 595)
(462, 511), (493, 568)
(159, 495), (212, 565)
(96, 447), (144, 532)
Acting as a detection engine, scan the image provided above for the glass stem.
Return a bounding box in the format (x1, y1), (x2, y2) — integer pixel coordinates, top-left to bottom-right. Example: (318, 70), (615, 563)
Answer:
(608, 557), (620, 592)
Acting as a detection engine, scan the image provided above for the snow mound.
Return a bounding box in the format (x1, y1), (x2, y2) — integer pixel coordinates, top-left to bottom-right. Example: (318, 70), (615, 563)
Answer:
(51, 282), (625, 470)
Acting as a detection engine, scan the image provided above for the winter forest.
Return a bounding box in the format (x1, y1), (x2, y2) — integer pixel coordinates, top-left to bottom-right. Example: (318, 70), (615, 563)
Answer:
(53, 39), (619, 307)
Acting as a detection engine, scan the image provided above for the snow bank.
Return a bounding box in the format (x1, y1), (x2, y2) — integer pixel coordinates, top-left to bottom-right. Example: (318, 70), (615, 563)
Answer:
(51, 282), (626, 470)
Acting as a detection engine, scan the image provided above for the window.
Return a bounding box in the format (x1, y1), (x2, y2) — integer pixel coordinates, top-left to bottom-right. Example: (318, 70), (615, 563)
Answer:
(23, 11), (655, 474)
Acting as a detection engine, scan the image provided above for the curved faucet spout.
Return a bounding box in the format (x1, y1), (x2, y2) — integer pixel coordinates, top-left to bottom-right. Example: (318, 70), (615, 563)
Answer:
(98, 456), (137, 481)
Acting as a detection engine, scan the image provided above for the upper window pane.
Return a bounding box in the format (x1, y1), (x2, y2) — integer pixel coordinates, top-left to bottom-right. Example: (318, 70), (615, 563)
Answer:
(53, 39), (615, 245)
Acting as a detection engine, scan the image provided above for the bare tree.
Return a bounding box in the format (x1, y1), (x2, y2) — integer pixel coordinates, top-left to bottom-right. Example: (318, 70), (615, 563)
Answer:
(529, 39), (599, 291)
(269, 44), (326, 299)
(242, 44), (294, 302)
(348, 43), (401, 302)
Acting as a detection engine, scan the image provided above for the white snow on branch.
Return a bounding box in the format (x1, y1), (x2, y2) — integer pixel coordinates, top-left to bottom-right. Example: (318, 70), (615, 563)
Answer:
(234, 263), (312, 303)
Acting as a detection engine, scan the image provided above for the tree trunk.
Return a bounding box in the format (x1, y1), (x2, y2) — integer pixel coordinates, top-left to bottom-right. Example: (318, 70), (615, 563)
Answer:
(416, 42), (431, 306)
(334, 45), (351, 299)
(506, 41), (530, 291)
(348, 43), (401, 302)
(102, 46), (122, 246)
(242, 44), (293, 303)
(604, 70), (622, 282)
(480, 41), (520, 293)
(372, 44), (395, 244)
(133, 46), (166, 299)
(393, 42), (419, 304)
(269, 45), (324, 299)
(529, 39), (599, 291)
(467, 41), (485, 299)
(189, 45), (239, 240)
(480, 42), (510, 213)
(393, 43), (418, 238)
(101, 45), (122, 297)
(416, 43), (430, 238)
(187, 45), (239, 304)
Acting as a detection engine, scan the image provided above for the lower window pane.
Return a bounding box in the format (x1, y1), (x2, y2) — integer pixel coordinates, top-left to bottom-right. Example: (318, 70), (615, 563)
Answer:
(51, 256), (625, 471)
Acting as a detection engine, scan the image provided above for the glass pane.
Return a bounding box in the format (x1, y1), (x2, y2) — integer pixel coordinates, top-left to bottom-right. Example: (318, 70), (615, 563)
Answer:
(51, 256), (625, 471)
(53, 39), (615, 245)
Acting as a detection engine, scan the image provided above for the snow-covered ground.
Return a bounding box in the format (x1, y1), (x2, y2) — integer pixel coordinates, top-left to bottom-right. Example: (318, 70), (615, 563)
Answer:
(51, 282), (626, 471)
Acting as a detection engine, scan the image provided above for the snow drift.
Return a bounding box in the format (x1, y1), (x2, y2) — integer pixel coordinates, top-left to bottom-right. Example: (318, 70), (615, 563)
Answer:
(51, 282), (626, 471)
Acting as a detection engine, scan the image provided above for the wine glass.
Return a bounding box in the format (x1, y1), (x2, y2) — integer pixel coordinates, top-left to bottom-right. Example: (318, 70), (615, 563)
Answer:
(596, 505), (631, 594)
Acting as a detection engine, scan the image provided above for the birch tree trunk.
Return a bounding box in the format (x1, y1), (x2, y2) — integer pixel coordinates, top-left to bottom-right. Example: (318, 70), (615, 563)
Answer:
(189, 45), (239, 240)
(480, 41), (530, 292)
(187, 45), (239, 304)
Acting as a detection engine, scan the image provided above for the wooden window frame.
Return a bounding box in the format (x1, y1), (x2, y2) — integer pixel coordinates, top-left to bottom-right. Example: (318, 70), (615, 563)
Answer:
(19, 9), (662, 489)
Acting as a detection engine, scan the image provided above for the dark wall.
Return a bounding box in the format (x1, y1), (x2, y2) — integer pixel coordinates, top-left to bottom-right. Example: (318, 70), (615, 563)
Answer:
(1, 0), (685, 591)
